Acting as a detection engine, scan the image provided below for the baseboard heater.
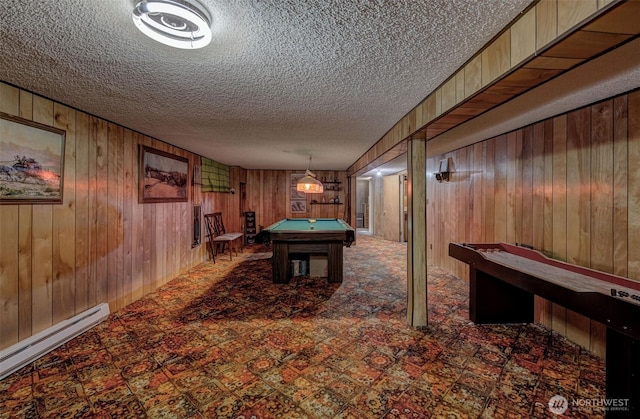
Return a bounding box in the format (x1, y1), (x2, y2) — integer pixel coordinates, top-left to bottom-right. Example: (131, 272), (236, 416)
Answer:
(0, 303), (110, 380)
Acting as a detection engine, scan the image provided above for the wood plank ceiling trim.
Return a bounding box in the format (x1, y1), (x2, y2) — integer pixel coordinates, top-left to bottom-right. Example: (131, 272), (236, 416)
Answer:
(348, 0), (639, 177)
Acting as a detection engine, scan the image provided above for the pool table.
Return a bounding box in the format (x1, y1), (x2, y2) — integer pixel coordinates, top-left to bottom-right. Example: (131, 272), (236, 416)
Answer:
(262, 218), (355, 283)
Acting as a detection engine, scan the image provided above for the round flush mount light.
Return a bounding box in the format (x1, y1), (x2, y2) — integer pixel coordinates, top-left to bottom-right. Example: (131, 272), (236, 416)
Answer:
(132, 0), (212, 49)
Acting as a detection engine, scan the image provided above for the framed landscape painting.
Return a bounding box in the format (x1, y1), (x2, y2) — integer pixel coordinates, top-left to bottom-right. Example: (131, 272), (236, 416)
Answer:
(139, 145), (189, 203)
(0, 113), (66, 204)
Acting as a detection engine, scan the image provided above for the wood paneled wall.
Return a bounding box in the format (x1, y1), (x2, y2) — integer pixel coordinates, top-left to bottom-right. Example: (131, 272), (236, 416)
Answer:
(245, 169), (348, 230)
(0, 82), (238, 350)
(427, 89), (639, 357)
(209, 166), (245, 234)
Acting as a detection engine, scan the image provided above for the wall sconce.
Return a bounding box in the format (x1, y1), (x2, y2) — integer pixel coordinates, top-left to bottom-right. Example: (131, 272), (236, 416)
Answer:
(434, 157), (452, 182)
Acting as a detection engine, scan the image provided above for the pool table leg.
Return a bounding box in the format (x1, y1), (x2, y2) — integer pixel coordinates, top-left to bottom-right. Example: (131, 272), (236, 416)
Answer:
(272, 243), (290, 283)
(327, 243), (343, 283)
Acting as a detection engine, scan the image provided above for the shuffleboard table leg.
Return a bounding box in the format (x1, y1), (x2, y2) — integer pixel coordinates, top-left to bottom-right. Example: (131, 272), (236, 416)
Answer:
(606, 329), (638, 418)
(470, 269), (534, 324)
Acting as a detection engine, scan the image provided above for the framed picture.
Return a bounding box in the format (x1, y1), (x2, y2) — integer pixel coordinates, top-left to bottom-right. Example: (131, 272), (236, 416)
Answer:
(0, 113), (66, 204)
(139, 145), (189, 203)
(290, 186), (306, 200)
(291, 199), (307, 213)
(290, 173), (307, 213)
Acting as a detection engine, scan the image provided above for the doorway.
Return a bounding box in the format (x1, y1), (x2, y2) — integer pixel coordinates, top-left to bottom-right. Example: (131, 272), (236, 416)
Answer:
(381, 174), (401, 242)
(356, 178), (371, 235)
(402, 175), (408, 242)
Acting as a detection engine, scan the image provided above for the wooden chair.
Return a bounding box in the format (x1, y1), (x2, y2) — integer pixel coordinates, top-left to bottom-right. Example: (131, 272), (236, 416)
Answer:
(204, 212), (243, 262)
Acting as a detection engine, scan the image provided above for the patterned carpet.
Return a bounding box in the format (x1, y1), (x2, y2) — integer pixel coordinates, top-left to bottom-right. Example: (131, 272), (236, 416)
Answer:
(0, 235), (607, 418)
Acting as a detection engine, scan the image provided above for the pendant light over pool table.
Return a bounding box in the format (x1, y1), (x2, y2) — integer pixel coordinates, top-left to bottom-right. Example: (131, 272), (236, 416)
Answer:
(296, 155), (324, 194)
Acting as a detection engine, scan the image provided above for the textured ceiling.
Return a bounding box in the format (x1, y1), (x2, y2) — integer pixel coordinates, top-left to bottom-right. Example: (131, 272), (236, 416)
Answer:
(0, 0), (534, 170)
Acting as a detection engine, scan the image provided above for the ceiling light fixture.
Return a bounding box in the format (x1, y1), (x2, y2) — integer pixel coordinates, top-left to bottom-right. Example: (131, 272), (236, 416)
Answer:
(296, 156), (324, 194)
(132, 0), (212, 49)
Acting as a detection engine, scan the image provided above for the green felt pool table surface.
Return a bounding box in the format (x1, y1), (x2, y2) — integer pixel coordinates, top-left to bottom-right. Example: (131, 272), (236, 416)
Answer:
(266, 218), (350, 231)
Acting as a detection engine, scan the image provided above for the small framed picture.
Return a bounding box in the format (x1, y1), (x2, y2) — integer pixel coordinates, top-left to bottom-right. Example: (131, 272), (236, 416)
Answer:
(291, 200), (307, 213)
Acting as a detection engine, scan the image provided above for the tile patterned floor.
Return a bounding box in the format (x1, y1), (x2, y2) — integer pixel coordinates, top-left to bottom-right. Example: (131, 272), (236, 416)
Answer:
(0, 235), (608, 418)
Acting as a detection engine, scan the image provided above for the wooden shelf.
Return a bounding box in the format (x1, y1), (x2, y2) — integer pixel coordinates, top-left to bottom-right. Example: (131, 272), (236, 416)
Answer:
(310, 202), (343, 205)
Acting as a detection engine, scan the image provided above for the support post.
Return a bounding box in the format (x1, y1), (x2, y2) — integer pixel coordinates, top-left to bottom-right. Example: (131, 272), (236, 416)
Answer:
(406, 137), (428, 327)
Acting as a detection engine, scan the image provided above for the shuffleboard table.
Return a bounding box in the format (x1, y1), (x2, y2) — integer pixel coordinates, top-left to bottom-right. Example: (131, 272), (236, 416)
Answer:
(449, 242), (639, 418)
(262, 218), (355, 284)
